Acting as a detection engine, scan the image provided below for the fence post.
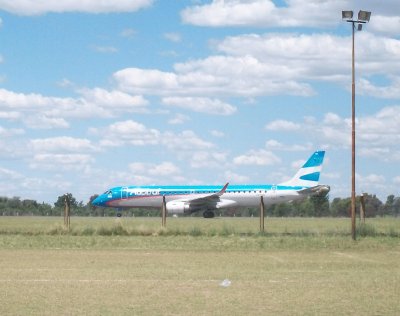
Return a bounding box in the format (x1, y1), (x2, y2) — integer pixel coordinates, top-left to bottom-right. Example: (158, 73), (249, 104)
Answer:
(260, 196), (265, 232)
(161, 195), (167, 227)
(64, 194), (70, 230)
(360, 193), (366, 225)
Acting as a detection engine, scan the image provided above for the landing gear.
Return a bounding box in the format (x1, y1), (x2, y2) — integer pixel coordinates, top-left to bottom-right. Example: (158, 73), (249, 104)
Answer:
(203, 210), (215, 218)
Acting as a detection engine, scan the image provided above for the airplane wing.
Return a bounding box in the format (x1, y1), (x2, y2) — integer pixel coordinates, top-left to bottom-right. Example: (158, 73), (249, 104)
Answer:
(174, 182), (229, 205)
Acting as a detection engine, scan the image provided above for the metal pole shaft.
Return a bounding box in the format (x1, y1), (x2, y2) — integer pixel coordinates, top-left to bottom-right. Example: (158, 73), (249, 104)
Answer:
(351, 21), (356, 240)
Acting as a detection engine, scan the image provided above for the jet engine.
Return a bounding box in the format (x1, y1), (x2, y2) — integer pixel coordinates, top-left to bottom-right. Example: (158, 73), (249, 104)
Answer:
(166, 201), (200, 214)
(166, 201), (215, 218)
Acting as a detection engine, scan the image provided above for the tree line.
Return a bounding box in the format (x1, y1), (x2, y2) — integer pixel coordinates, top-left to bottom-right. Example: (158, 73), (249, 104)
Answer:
(0, 192), (399, 217)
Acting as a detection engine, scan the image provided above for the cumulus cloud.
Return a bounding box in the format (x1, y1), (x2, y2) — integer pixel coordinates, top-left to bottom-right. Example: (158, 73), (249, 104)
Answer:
(78, 88), (148, 110)
(224, 170), (249, 183)
(30, 153), (94, 171)
(99, 120), (160, 147)
(189, 151), (227, 168)
(0, 125), (24, 137)
(164, 32), (182, 43)
(368, 15), (400, 36)
(162, 97), (236, 115)
(233, 149), (281, 166)
(263, 106), (400, 161)
(0, 87), (149, 129)
(168, 113), (190, 125)
(265, 139), (312, 151)
(0, 0), (153, 15)
(96, 120), (215, 152)
(163, 130), (214, 151)
(358, 77), (400, 99)
(113, 32), (400, 100)
(93, 46), (118, 54)
(129, 161), (181, 177)
(181, 0), (346, 28)
(30, 137), (97, 153)
(265, 120), (301, 131)
(114, 57), (314, 98)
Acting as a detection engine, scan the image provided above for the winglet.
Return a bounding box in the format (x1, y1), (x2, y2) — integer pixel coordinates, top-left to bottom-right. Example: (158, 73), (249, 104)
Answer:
(216, 182), (229, 196)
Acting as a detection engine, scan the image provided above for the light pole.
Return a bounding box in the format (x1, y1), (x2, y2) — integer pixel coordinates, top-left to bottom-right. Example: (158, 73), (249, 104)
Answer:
(342, 10), (371, 240)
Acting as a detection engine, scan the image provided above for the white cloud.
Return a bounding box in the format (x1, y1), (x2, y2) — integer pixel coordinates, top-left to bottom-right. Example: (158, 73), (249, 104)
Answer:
(93, 46), (118, 54)
(99, 120), (160, 147)
(0, 0), (153, 15)
(112, 32), (400, 100)
(79, 88), (148, 110)
(129, 162), (180, 177)
(181, 0), (346, 28)
(0, 111), (20, 119)
(357, 173), (387, 194)
(114, 68), (179, 95)
(120, 28), (136, 38)
(114, 56), (314, 98)
(369, 15), (400, 36)
(264, 106), (400, 158)
(30, 137), (97, 153)
(265, 139), (312, 151)
(162, 97), (236, 115)
(265, 120), (301, 131)
(163, 130), (214, 151)
(30, 154), (94, 171)
(358, 77), (400, 99)
(0, 167), (22, 181)
(233, 149), (280, 166)
(0, 88), (149, 129)
(97, 121), (214, 152)
(24, 116), (70, 129)
(189, 151), (227, 168)
(210, 130), (225, 138)
(224, 170), (249, 183)
(0, 125), (24, 137)
(164, 32), (181, 43)
(168, 113), (190, 125)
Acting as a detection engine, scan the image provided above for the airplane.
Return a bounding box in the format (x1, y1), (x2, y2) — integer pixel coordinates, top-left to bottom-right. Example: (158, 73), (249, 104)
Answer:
(91, 151), (329, 218)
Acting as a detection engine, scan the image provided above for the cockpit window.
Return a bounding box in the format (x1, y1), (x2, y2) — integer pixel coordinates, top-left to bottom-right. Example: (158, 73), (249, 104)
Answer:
(103, 190), (112, 195)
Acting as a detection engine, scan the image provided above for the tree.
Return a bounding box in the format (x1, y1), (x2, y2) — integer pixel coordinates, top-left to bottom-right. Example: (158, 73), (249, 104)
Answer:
(362, 194), (383, 217)
(330, 197), (351, 217)
(310, 194), (330, 217)
(54, 193), (78, 215)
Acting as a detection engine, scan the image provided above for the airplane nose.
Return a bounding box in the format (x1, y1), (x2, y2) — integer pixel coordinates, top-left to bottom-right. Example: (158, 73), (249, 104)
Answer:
(92, 196), (102, 206)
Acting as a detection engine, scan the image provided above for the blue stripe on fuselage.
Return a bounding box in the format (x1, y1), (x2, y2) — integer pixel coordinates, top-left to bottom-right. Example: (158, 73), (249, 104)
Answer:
(111, 184), (306, 194)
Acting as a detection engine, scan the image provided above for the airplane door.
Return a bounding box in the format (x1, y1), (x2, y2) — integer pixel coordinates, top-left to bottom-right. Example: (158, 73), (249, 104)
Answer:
(271, 185), (277, 200)
(121, 187), (128, 199)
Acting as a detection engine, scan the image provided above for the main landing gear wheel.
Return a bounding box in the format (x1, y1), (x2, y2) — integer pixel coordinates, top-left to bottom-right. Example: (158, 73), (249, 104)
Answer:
(203, 211), (215, 218)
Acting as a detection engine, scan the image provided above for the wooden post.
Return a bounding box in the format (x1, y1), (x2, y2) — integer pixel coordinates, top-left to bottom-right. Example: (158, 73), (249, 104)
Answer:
(64, 194), (70, 230)
(360, 193), (366, 225)
(161, 195), (167, 228)
(260, 196), (265, 232)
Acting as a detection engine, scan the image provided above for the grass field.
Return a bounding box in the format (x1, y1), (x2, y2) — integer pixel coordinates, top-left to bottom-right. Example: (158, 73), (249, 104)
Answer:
(0, 217), (399, 315)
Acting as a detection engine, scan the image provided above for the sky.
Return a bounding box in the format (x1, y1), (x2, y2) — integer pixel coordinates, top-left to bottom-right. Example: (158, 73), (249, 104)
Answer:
(0, 0), (400, 205)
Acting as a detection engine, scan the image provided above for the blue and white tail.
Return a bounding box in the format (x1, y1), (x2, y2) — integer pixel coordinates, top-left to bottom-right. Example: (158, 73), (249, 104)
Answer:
(279, 151), (325, 187)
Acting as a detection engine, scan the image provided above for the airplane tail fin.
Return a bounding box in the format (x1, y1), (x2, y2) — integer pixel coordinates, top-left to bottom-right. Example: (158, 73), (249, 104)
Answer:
(279, 151), (325, 188)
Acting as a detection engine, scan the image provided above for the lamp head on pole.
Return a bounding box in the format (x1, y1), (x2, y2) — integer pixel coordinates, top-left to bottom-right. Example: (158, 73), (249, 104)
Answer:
(342, 10), (353, 20)
(358, 10), (371, 22)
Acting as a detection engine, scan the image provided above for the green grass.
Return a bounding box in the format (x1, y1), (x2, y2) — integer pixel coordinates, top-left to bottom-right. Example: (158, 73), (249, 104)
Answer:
(0, 217), (399, 315)
(0, 216), (399, 238)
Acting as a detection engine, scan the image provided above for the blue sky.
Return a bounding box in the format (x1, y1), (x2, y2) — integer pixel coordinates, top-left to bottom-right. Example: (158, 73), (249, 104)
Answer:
(1, 0), (400, 204)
